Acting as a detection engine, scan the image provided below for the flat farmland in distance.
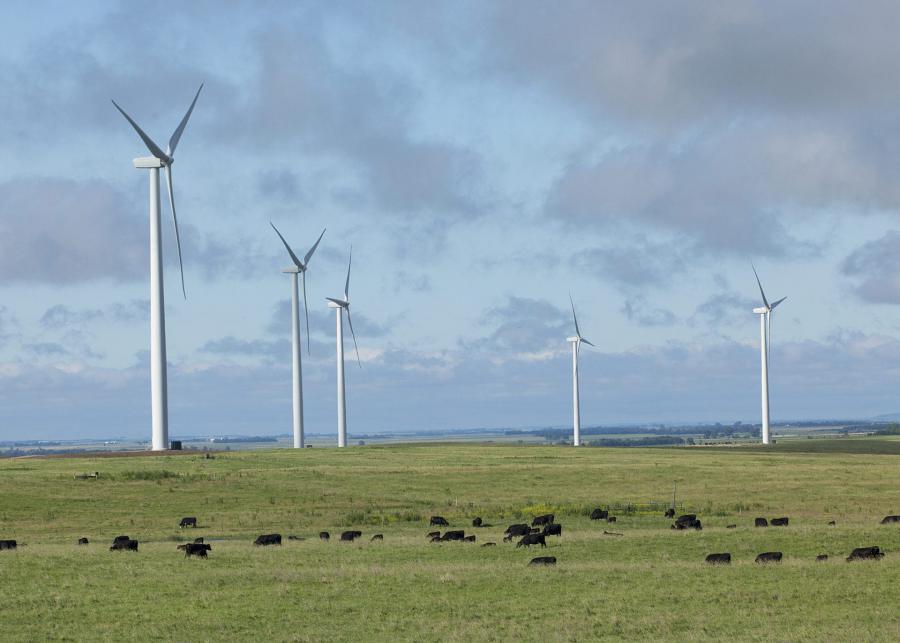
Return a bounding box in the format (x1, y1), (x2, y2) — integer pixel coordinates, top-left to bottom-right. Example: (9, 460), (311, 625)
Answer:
(0, 443), (898, 641)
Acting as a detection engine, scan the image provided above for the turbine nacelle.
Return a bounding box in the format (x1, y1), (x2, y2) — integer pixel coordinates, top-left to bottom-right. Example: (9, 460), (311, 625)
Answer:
(133, 156), (164, 169)
(282, 266), (302, 274)
(753, 306), (768, 314)
(567, 336), (579, 343)
(327, 298), (349, 309)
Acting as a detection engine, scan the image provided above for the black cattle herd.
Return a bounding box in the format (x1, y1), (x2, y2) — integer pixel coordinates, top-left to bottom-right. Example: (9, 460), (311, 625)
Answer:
(1, 512), (897, 567)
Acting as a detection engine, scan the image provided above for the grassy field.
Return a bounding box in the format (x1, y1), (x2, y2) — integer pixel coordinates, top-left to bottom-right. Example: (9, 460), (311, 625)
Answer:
(0, 442), (898, 641)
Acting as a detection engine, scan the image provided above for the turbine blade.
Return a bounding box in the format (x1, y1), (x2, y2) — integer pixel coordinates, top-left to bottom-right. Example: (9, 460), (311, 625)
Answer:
(581, 337), (596, 347)
(344, 246), (352, 302)
(569, 293), (581, 337)
(164, 165), (187, 299)
(346, 308), (361, 367)
(302, 271), (311, 355)
(326, 297), (348, 307)
(112, 99), (169, 161)
(168, 84), (203, 155)
(770, 296), (787, 310)
(304, 228), (326, 266)
(751, 263), (770, 309)
(269, 221), (303, 267)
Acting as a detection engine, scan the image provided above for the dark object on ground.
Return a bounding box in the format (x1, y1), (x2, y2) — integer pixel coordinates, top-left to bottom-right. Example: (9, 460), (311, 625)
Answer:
(371, 534), (383, 541)
(340, 531), (362, 542)
(440, 530), (465, 542)
(676, 514), (697, 523)
(771, 517), (789, 527)
(287, 535), (304, 541)
(0, 540), (17, 550)
(847, 546), (884, 561)
(755, 551), (783, 564)
(816, 554), (829, 562)
(881, 515), (900, 524)
(179, 517), (197, 528)
(516, 533), (547, 548)
(180, 543), (211, 557)
(607, 516), (617, 523)
(472, 517), (482, 527)
(429, 535), (441, 543)
(110, 539), (138, 551)
(430, 516), (449, 527)
(193, 537), (204, 544)
(463, 535), (476, 542)
(482, 542), (496, 547)
(77, 537), (89, 545)
(74, 472), (100, 480)
(705, 553), (731, 564)
(664, 508), (675, 518)
(529, 556), (556, 566)
(590, 508), (608, 520)
(543, 523), (562, 537)
(603, 531), (623, 536)
(828, 521), (836, 526)
(504, 524), (531, 539)
(254, 534), (282, 546)
(726, 524), (737, 529)
(755, 517), (768, 528)
(205, 452), (214, 459)
(532, 514), (554, 526)
(672, 518), (702, 531)
(170, 440), (182, 450)
(319, 531), (330, 541)
(426, 531), (440, 539)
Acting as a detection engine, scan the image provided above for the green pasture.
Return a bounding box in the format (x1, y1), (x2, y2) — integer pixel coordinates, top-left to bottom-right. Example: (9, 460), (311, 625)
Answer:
(0, 443), (898, 641)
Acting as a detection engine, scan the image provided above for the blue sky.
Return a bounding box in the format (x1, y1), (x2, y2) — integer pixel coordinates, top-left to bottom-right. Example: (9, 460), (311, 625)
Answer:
(4, 1), (900, 440)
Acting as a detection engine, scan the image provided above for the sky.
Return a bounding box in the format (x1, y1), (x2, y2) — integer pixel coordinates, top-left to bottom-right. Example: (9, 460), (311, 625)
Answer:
(4, 1), (900, 441)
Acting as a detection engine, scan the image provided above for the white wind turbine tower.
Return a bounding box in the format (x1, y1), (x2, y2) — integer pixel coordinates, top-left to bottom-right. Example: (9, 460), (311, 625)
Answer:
(752, 265), (786, 446)
(567, 294), (595, 447)
(112, 85), (202, 451)
(270, 222), (326, 449)
(326, 248), (361, 447)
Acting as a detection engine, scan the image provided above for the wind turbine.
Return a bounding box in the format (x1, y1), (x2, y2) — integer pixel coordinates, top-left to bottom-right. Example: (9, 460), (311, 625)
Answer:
(112, 85), (202, 451)
(751, 265), (786, 446)
(567, 294), (595, 447)
(270, 222), (326, 449)
(327, 248), (361, 447)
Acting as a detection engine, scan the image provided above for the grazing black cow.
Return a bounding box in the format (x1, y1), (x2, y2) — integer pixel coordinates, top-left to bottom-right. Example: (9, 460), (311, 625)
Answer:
(254, 534), (282, 546)
(755, 517), (768, 528)
(603, 531), (623, 536)
(430, 535), (442, 543)
(755, 551), (783, 564)
(505, 524), (531, 537)
(828, 521), (836, 526)
(440, 530), (465, 542)
(340, 531), (362, 542)
(664, 508), (675, 518)
(320, 531), (330, 541)
(516, 533), (547, 548)
(77, 537), (89, 545)
(482, 542), (496, 547)
(113, 535), (130, 544)
(816, 554), (829, 562)
(430, 516), (449, 527)
(726, 524), (737, 529)
(771, 517), (789, 527)
(371, 534), (383, 541)
(607, 516), (617, 524)
(676, 514), (696, 523)
(880, 515), (900, 525)
(590, 508), (608, 521)
(672, 518), (702, 531)
(528, 556), (556, 566)
(426, 531), (440, 539)
(847, 546), (884, 561)
(110, 539), (138, 551)
(543, 524), (562, 537)
(179, 517), (198, 528)
(180, 543), (211, 558)
(532, 514), (554, 527)
(705, 553), (731, 565)
(0, 540), (17, 550)
(472, 517), (483, 527)
(463, 535), (476, 542)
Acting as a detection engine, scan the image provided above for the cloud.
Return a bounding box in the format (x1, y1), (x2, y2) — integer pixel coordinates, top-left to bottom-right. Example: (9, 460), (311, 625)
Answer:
(620, 296), (677, 327)
(571, 235), (690, 288)
(841, 231), (900, 304)
(464, 296), (568, 357)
